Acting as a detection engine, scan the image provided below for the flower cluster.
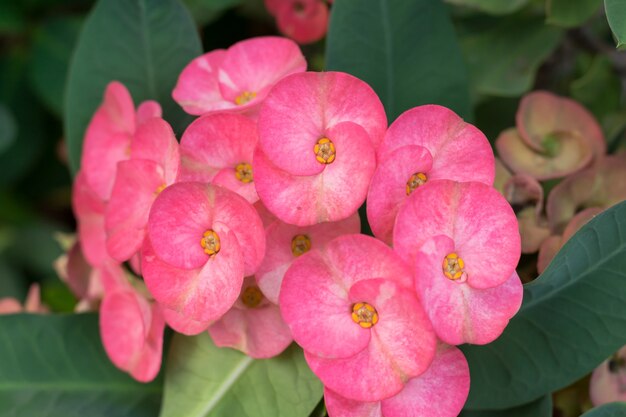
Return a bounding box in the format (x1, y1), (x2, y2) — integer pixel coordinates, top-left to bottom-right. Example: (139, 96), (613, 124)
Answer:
(67, 36), (523, 414)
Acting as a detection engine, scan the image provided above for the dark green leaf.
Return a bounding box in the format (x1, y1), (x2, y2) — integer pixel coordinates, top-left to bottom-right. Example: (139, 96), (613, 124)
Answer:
(582, 402), (626, 416)
(0, 102), (17, 153)
(459, 15), (563, 96)
(605, 0), (626, 48)
(325, 0), (471, 121)
(65, 0), (202, 174)
(462, 201), (626, 409)
(446, 0), (529, 15)
(160, 333), (323, 417)
(571, 55), (620, 118)
(546, 0), (601, 28)
(460, 395), (552, 417)
(183, 0), (242, 26)
(0, 314), (162, 417)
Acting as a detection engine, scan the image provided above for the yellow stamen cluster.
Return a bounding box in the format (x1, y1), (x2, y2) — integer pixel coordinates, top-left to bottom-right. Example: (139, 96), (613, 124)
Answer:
(241, 285), (264, 308)
(235, 162), (253, 183)
(155, 183), (167, 195)
(442, 252), (465, 280)
(351, 302), (379, 328)
(291, 234), (312, 257)
(200, 230), (221, 256)
(314, 137), (336, 164)
(406, 172), (428, 195)
(235, 91), (256, 106)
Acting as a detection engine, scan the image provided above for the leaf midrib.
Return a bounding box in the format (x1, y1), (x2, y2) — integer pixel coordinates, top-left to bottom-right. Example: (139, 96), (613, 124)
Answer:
(0, 382), (161, 393)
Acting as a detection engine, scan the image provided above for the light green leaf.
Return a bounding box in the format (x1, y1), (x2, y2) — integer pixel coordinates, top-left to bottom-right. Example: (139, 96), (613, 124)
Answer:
(459, 15), (563, 96)
(445, 0), (529, 15)
(546, 0), (601, 28)
(160, 333), (323, 417)
(326, 0), (471, 121)
(605, 0), (626, 48)
(582, 402), (626, 416)
(65, 0), (202, 174)
(0, 314), (162, 417)
(460, 395), (552, 417)
(462, 200), (626, 409)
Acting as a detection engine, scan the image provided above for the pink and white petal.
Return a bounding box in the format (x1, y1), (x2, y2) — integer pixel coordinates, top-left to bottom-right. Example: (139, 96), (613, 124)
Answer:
(254, 122), (376, 226)
(324, 388), (382, 417)
(279, 249), (370, 359)
(275, 0), (329, 44)
(367, 145), (433, 244)
(218, 36), (306, 108)
(142, 226), (244, 323)
(106, 160), (164, 262)
(147, 182), (214, 270)
(136, 100), (162, 125)
(131, 118), (180, 183)
(517, 207), (551, 254)
(178, 112), (258, 182)
(414, 236), (523, 345)
(172, 50), (233, 115)
(212, 167), (259, 203)
(211, 186), (265, 275)
(162, 306), (212, 335)
(72, 172), (108, 267)
(130, 303), (165, 382)
(381, 345), (470, 417)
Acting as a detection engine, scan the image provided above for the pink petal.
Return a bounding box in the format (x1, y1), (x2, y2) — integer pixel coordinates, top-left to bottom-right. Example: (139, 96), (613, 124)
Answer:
(257, 71), (386, 177)
(254, 121), (376, 226)
(212, 167), (259, 203)
(517, 207), (551, 254)
(98, 261), (129, 295)
(255, 200), (277, 228)
(393, 180), (520, 289)
(275, 0), (329, 44)
(589, 345), (626, 406)
(0, 298), (23, 314)
(129, 302), (165, 383)
(537, 235), (562, 274)
(324, 388), (382, 417)
(413, 235), (523, 345)
(106, 159), (165, 262)
(256, 213), (360, 304)
(24, 284), (45, 313)
(367, 145), (433, 244)
(172, 50), (231, 115)
(162, 306), (212, 335)
(217, 37), (306, 112)
(72, 171), (108, 267)
(136, 100), (162, 125)
(64, 242), (93, 300)
(131, 118), (180, 184)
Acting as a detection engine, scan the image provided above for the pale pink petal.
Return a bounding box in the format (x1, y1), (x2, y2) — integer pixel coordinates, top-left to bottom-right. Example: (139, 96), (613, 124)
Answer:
(105, 160), (165, 262)
(65, 242), (93, 300)
(324, 388), (382, 417)
(212, 167), (258, 203)
(24, 284), (45, 313)
(72, 172), (108, 267)
(537, 235), (562, 274)
(162, 306), (212, 335)
(494, 157), (512, 195)
(98, 261), (129, 295)
(131, 118), (180, 184)
(129, 302), (165, 382)
(172, 50), (232, 115)
(517, 207), (551, 254)
(255, 200), (277, 228)
(275, 0), (329, 44)
(254, 122), (376, 226)
(0, 299), (22, 314)
(393, 180), (520, 289)
(590, 346), (626, 406)
(136, 100), (162, 125)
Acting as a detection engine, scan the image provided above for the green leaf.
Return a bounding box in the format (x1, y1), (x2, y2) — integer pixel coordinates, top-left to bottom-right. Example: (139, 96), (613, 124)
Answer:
(460, 395), (552, 417)
(183, 0), (242, 26)
(29, 17), (83, 116)
(459, 15), (563, 96)
(65, 0), (202, 174)
(0, 102), (17, 154)
(160, 333), (323, 417)
(0, 314), (162, 417)
(462, 200), (626, 409)
(445, 0), (529, 15)
(325, 0), (471, 121)
(570, 55), (620, 118)
(546, 0), (601, 28)
(582, 403), (626, 416)
(605, 0), (626, 48)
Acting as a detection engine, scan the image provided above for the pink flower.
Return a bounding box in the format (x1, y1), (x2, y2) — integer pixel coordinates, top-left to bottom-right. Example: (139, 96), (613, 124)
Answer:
(81, 81), (161, 201)
(105, 118), (180, 262)
(54, 241), (104, 311)
(254, 71), (386, 226)
(72, 171), (108, 267)
(280, 234), (437, 401)
(142, 182), (265, 329)
(256, 213), (360, 304)
(177, 112), (258, 203)
(590, 345), (626, 406)
(265, 0), (329, 45)
(324, 344), (470, 417)
(208, 276), (292, 358)
(172, 37), (306, 116)
(0, 284), (48, 314)
(393, 180), (522, 344)
(367, 105), (494, 244)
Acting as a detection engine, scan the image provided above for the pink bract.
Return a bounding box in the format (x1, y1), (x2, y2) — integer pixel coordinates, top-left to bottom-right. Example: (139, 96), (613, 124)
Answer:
(268, 0), (329, 45)
(280, 234), (436, 401)
(81, 81), (161, 201)
(368, 105), (494, 243)
(255, 71), (384, 225)
(72, 171), (108, 267)
(0, 284), (48, 314)
(324, 344), (470, 417)
(393, 180), (520, 290)
(105, 118), (180, 262)
(256, 213), (360, 304)
(178, 112), (259, 203)
(142, 182), (265, 324)
(208, 276), (292, 358)
(58, 242), (104, 308)
(173, 37), (306, 115)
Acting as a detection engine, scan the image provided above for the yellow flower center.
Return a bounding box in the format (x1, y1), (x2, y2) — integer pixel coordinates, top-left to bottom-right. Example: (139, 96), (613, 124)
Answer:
(241, 285), (264, 308)
(235, 91), (256, 106)
(291, 234), (312, 257)
(406, 172), (428, 195)
(314, 137), (336, 164)
(155, 183), (167, 195)
(235, 162), (253, 183)
(200, 230), (221, 256)
(442, 252), (465, 281)
(351, 302), (379, 328)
